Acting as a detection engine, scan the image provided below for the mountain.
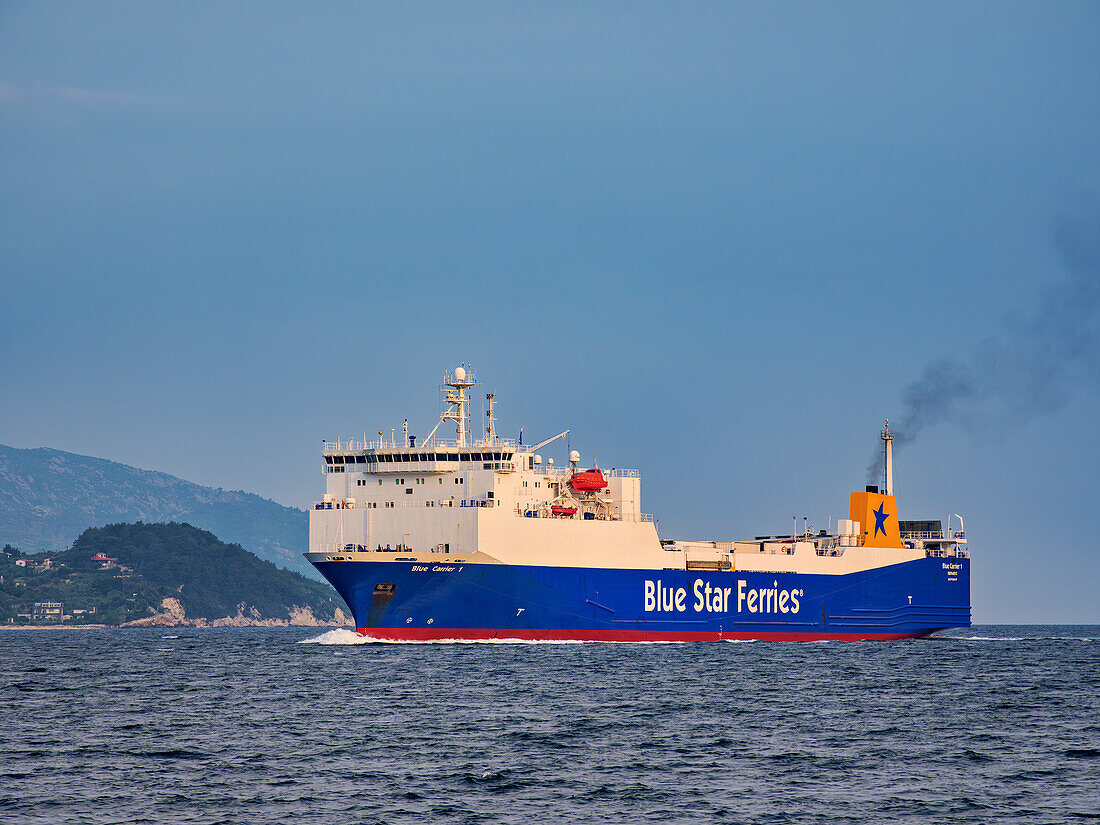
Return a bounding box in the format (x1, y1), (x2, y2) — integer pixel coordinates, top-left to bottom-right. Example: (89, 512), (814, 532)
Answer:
(0, 444), (315, 579)
(0, 522), (349, 626)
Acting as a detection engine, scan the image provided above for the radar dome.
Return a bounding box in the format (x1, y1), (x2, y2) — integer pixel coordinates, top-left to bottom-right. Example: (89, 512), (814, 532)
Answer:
(454, 366), (467, 382)
(569, 450), (580, 463)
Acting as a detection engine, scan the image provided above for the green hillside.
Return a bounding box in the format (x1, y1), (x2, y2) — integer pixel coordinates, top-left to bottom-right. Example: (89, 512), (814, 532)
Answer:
(0, 522), (347, 626)
(0, 444), (314, 579)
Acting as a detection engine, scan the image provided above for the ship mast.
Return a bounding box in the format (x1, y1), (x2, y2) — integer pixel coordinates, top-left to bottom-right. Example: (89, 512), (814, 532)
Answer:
(485, 392), (496, 444)
(424, 365), (477, 447)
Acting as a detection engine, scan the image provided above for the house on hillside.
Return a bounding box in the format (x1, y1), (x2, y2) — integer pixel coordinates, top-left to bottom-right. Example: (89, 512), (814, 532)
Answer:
(32, 602), (64, 621)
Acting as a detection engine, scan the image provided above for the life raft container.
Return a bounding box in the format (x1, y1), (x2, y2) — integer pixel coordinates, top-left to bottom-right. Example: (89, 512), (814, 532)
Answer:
(569, 469), (607, 492)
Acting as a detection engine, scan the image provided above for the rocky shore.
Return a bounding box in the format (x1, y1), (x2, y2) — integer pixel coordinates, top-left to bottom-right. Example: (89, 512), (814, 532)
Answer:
(121, 597), (351, 628)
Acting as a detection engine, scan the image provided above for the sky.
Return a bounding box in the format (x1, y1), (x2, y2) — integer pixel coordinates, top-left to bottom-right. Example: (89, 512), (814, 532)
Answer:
(2, 2), (1098, 623)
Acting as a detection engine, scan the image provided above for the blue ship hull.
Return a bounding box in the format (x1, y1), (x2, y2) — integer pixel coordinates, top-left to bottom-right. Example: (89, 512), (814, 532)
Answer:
(312, 555), (971, 641)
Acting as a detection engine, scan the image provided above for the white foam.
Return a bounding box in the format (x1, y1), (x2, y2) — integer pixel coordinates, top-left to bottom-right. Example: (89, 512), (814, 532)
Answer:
(161, 635), (179, 639)
(298, 629), (682, 645)
(298, 629), (373, 645)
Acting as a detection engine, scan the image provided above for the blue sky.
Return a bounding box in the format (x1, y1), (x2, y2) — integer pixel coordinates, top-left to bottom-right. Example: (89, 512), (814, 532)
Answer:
(2, 2), (1098, 622)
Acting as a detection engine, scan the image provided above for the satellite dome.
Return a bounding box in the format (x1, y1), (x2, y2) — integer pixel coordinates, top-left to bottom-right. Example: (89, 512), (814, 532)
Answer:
(569, 450), (580, 463)
(454, 366), (467, 382)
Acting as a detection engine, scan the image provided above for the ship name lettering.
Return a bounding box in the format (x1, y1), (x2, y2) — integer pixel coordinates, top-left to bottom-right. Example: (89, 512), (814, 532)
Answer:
(643, 579), (734, 614)
(643, 580), (688, 613)
(693, 579), (732, 613)
(736, 580), (802, 614)
(411, 565), (429, 572)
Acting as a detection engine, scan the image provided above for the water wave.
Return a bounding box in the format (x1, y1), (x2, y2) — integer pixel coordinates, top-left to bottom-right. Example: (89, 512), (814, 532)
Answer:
(951, 636), (1027, 641)
(2, 623), (1097, 824)
(946, 635), (1096, 642)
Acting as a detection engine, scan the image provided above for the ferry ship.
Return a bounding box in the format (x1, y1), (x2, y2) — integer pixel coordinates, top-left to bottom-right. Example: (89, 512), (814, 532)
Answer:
(305, 367), (971, 641)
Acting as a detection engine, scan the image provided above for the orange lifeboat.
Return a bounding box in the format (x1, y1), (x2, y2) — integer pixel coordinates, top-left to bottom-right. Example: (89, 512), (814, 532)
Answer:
(551, 505), (577, 516)
(569, 469), (607, 492)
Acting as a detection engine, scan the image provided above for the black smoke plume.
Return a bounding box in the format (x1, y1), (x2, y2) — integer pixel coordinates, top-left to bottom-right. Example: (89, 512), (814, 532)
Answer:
(868, 203), (1100, 483)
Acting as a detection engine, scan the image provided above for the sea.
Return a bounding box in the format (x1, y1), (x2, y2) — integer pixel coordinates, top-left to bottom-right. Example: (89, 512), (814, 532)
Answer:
(1, 625), (1097, 824)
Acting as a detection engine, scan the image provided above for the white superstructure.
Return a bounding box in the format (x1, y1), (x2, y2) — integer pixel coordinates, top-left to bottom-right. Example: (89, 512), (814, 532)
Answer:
(307, 366), (967, 573)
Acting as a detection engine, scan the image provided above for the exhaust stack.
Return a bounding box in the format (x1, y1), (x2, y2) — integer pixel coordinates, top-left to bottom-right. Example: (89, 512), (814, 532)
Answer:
(881, 420), (894, 496)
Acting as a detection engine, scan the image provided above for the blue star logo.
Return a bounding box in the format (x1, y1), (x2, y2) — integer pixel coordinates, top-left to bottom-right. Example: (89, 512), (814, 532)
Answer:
(872, 502), (890, 538)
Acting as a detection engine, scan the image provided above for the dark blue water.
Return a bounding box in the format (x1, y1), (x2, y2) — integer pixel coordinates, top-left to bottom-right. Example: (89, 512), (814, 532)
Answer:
(1, 626), (1097, 824)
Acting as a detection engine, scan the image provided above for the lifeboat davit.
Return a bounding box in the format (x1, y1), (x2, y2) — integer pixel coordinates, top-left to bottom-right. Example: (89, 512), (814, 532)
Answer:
(551, 505), (577, 516)
(569, 469), (607, 492)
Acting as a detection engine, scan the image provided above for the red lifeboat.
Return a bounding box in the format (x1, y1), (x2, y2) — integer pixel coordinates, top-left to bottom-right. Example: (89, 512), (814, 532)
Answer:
(551, 505), (577, 517)
(569, 468), (607, 492)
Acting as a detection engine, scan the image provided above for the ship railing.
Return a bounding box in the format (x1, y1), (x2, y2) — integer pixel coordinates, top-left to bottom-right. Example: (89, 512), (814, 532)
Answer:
(925, 547), (970, 559)
(901, 530), (946, 540)
(317, 543), (441, 555)
(313, 499), (483, 510)
(514, 509), (654, 523)
(323, 437), (521, 452)
(534, 466), (641, 479)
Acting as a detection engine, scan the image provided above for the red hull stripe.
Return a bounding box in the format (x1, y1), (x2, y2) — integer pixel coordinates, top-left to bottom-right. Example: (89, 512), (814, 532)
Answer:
(356, 627), (927, 642)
